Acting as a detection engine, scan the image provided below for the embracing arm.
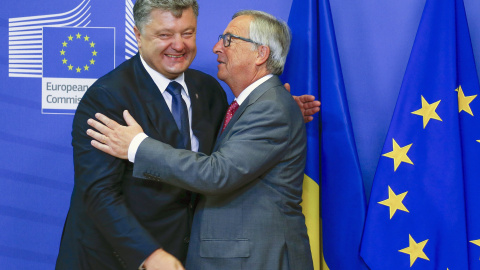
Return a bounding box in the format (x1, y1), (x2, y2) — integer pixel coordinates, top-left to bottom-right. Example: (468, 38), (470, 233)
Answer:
(132, 98), (290, 196)
(285, 83), (321, 123)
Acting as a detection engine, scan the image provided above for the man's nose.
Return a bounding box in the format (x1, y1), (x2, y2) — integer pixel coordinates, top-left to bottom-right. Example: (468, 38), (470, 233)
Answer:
(172, 35), (185, 51)
(213, 39), (223, 54)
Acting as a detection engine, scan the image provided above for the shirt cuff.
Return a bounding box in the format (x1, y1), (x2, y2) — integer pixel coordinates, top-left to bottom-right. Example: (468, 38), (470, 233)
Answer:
(128, 132), (148, 163)
(138, 260), (146, 270)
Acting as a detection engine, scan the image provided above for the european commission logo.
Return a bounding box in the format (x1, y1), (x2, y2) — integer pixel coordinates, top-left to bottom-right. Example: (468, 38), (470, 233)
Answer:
(42, 27), (115, 114)
(8, 0), (138, 115)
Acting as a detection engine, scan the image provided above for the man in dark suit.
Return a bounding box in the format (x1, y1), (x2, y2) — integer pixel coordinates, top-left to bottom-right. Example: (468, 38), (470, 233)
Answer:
(57, 1), (318, 269)
(56, 1), (226, 269)
(88, 10), (314, 270)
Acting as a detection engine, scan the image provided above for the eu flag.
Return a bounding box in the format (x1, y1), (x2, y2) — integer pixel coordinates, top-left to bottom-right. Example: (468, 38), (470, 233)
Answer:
(361, 0), (480, 269)
(43, 27), (115, 79)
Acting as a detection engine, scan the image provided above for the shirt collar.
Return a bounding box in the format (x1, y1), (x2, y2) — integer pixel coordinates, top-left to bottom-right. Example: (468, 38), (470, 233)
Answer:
(235, 74), (273, 106)
(140, 54), (189, 96)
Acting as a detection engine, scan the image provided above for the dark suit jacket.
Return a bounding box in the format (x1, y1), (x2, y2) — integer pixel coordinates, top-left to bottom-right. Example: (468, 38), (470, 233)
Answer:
(56, 53), (227, 270)
(133, 76), (313, 270)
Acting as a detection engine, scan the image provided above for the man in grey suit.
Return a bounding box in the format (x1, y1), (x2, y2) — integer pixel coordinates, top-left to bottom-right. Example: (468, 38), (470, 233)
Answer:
(87, 10), (314, 270)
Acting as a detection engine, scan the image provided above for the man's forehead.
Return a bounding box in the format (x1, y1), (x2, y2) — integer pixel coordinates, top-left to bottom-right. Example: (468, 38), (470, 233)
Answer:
(150, 7), (197, 20)
(225, 16), (251, 35)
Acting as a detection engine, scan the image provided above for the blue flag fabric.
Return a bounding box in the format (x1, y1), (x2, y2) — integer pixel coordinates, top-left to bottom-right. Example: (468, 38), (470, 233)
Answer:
(361, 0), (480, 269)
(319, 0), (368, 269)
(43, 27), (115, 79)
(281, 0), (320, 268)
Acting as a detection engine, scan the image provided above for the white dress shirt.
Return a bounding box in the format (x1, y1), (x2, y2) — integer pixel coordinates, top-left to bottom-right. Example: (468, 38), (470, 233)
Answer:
(128, 55), (199, 162)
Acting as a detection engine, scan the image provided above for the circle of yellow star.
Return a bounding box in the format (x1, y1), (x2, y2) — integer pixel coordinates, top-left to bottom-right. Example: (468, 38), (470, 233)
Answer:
(378, 186), (409, 219)
(399, 234), (430, 267)
(456, 85), (477, 116)
(62, 32), (99, 73)
(411, 95), (442, 129)
(383, 138), (414, 171)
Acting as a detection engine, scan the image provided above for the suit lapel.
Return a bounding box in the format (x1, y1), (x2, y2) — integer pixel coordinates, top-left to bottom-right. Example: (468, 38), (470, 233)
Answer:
(185, 71), (216, 154)
(214, 76), (283, 149)
(132, 54), (185, 149)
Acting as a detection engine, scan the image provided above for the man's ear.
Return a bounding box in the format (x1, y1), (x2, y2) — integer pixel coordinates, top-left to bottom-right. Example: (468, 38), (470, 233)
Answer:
(134, 26), (142, 48)
(255, 45), (270, 66)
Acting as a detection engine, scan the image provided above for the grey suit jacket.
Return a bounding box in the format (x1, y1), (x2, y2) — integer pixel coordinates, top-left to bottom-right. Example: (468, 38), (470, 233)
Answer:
(133, 76), (313, 270)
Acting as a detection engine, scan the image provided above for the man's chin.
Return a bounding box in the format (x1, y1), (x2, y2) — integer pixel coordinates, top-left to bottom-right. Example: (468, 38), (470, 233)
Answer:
(217, 72), (227, 82)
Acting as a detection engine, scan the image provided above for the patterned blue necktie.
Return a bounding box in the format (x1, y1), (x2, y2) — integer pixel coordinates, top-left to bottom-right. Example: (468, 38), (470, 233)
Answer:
(165, 81), (191, 150)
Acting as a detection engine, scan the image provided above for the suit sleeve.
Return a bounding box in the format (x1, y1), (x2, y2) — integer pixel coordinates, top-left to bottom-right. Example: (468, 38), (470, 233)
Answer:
(72, 86), (159, 269)
(133, 97), (290, 196)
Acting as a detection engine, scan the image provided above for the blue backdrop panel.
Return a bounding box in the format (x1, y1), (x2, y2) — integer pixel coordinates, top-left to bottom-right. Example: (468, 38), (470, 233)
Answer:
(1, 0), (479, 269)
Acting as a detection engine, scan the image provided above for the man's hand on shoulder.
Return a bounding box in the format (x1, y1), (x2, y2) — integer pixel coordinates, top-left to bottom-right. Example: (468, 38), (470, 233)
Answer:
(87, 110), (143, 159)
(143, 249), (185, 270)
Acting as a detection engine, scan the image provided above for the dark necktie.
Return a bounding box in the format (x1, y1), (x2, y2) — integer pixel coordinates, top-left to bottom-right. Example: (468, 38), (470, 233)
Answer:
(165, 81), (191, 150)
(221, 100), (239, 133)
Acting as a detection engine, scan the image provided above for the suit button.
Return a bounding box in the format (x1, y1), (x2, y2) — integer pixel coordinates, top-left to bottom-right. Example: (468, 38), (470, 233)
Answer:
(184, 237), (190, 244)
(189, 203), (193, 209)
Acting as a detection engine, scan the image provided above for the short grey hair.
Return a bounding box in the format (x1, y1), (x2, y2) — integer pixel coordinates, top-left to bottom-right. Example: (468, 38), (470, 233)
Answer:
(233, 10), (291, 75)
(134, 0), (199, 33)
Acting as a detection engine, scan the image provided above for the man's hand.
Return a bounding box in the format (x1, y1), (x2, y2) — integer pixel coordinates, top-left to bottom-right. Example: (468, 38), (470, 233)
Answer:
(87, 110), (143, 159)
(143, 249), (185, 270)
(284, 83), (321, 123)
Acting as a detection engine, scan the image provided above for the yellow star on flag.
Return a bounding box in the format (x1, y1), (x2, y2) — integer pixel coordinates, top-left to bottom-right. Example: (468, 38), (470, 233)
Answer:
(92, 50), (98, 56)
(62, 41), (68, 47)
(76, 67), (81, 73)
(68, 64), (73, 70)
(76, 33), (81, 39)
(84, 65), (89, 71)
(90, 59), (96, 65)
(456, 85), (477, 116)
(411, 95), (442, 128)
(60, 49), (65, 55)
(378, 186), (409, 219)
(62, 58), (67, 64)
(68, 35), (73, 41)
(90, 41), (95, 48)
(399, 234), (430, 267)
(471, 239), (480, 247)
(477, 140), (480, 143)
(84, 35), (90, 41)
(383, 139), (414, 171)
(471, 239), (480, 260)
